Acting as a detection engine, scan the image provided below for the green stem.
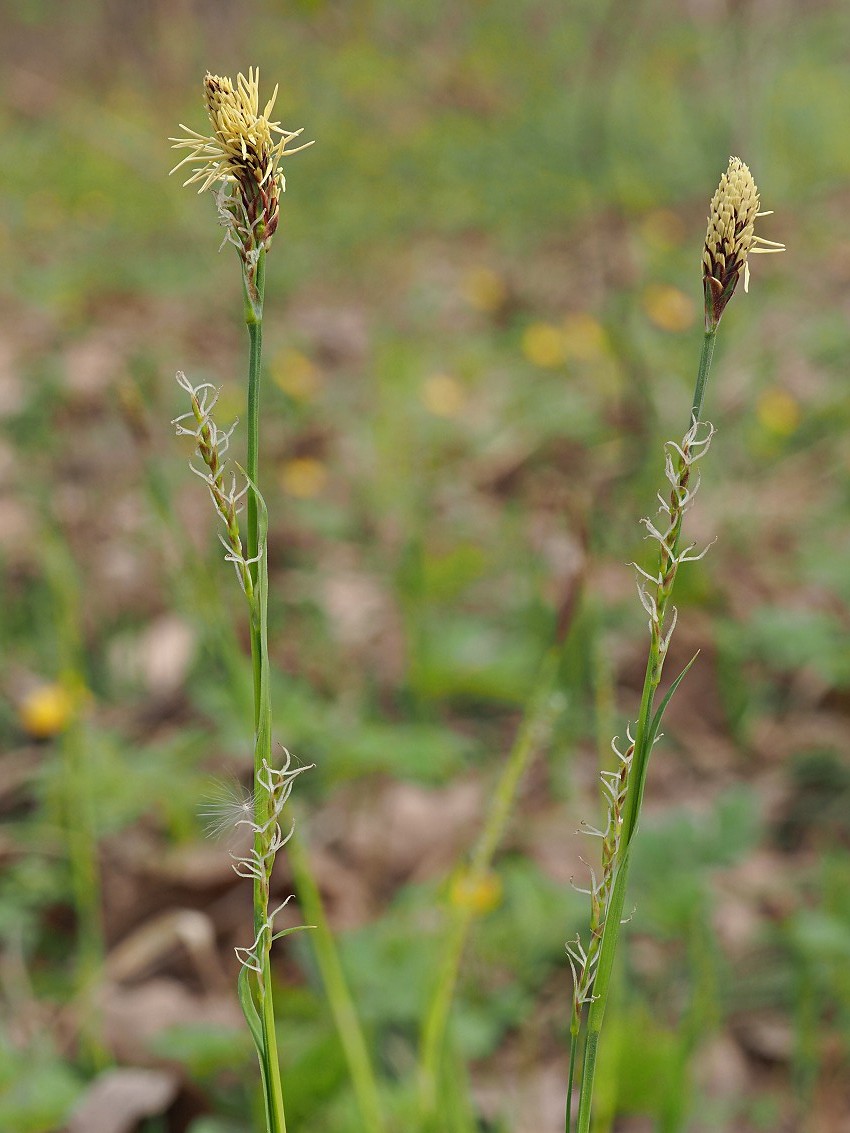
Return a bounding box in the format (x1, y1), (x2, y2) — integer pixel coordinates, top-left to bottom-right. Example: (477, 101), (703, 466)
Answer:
(419, 646), (562, 1116)
(572, 326), (719, 1132)
(691, 327), (717, 425)
(574, 843), (630, 1133)
(565, 1030), (580, 1133)
(252, 585), (286, 1133)
(261, 955), (286, 1133)
(246, 252), (266, 728)
(42, 538), (106, 1066)
(241, 251), (287, 1133)
(289, 825), (386, 1133)
(419, 909), (474, 1119)
(244, 251), (268, 903)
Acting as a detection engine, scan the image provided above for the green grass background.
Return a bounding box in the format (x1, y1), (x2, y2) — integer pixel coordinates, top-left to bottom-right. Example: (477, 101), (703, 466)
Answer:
(2, 1), (850, 1131)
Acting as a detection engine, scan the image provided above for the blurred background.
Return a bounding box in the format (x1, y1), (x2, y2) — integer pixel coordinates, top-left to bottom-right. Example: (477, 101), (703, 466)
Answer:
(2, 1), (849, 1130)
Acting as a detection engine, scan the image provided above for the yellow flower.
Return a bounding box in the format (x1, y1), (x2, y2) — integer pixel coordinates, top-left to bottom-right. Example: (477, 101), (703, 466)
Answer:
(757, 387), (800, 437)
(642, 284), (695, 333)
(19, 683), (76, 739)
(170, 68), (312, 256)
(280, 457), (327, 498)
(449, 869), (503, 916)
(522, 321), (567, 368)
(702, 156), (784, 329)
(639, 208), (686, 252)
(561, 312), (608, 360)
(463, 267), (508, 314)
(421, 373), (465, 417)
(272, 349), (322, 402)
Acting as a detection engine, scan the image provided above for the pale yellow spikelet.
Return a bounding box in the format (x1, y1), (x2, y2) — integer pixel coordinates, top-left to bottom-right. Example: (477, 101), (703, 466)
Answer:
(702, 156), (784, 329)
(169, 67), (312, 250)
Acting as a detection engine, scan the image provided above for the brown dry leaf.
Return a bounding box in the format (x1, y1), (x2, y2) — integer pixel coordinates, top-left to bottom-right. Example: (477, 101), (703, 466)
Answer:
(107, 615), (196, 697)
(335, 778), (483, 885)
(0, 339), (24, 417)
(288, 302), (370, 365)
(63, 329), (127, 400)
(0, 496), (33, 555)
(715, 848), (798, 922)
(473, 1055), (568, 1133)
(321, 569), (392, 650)
(65, 1067), (180, 1133)
(99, 978), (242, 1063)
(318, 566), (405, 681)
(525, 798), (593, 886)
(0, 748), (39, 804)
(106, 909), (227, 990)
(295, 779), (484, 929)
(150, 838), (249, 890)
(297, 845), (375, 930)
(692, 1034), (750, 1101)
(733, 1009), (795, 1063)
(711, 887), (764, 957)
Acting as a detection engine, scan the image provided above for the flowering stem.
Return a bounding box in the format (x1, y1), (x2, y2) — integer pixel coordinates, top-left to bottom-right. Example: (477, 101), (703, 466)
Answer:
(170, 68), (320, 1133)
(245, 257), (384, 1129)
(571, 337), (719, 1133)
(245, 250), (266, 602)
(238, 249), (288, 1133)
(242, 249), (268, 883)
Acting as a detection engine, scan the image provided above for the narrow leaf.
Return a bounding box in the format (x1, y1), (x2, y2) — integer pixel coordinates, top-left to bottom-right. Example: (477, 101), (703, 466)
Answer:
(647, 650), (700, 749)
(238, 965), (265, 1056)
(626, 651), (701, 847)
(270, 924), (315, 943)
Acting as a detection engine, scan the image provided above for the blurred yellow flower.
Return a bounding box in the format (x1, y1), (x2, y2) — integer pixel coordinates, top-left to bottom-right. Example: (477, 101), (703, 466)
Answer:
(421, 373), (465, 418)
(642, 284), (695, 333)
(638, 208), (686, 252)
(757, 387), (800, 437)
(272, 349), (322, 402)
(19, 683), (76, 739)
(562, 312), (608, 361)
(280, 457), (327, 498)
(463, 267), (507, 314)
(449, 868), (503, 916)
(522, 321), (567, 368)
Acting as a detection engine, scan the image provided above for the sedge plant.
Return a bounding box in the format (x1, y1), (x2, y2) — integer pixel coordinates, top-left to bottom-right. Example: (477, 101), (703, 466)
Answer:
(565, 157), (784, 1132)
(169, 70), (383, 1133)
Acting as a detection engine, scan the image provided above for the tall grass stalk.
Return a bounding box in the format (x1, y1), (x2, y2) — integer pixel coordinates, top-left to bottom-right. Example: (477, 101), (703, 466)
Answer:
(566, 157), (783, 1132)
(42, 537), (106, 1065)
(143, 384), (384, 1128)
(419, 643), (566, 1118)
(171, 69), (315, 1133)
(288, 824), (386, 1133)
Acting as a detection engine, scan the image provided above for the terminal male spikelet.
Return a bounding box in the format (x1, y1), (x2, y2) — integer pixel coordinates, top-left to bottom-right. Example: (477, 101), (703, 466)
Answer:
(170, 68), (312, 299)
(702, 156), (784, 330)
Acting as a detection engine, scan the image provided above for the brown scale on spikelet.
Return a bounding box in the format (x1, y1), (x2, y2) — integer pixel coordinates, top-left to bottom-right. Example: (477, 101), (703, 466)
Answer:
(170, 68), (312, 282)
(702, 156), (784, 330)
